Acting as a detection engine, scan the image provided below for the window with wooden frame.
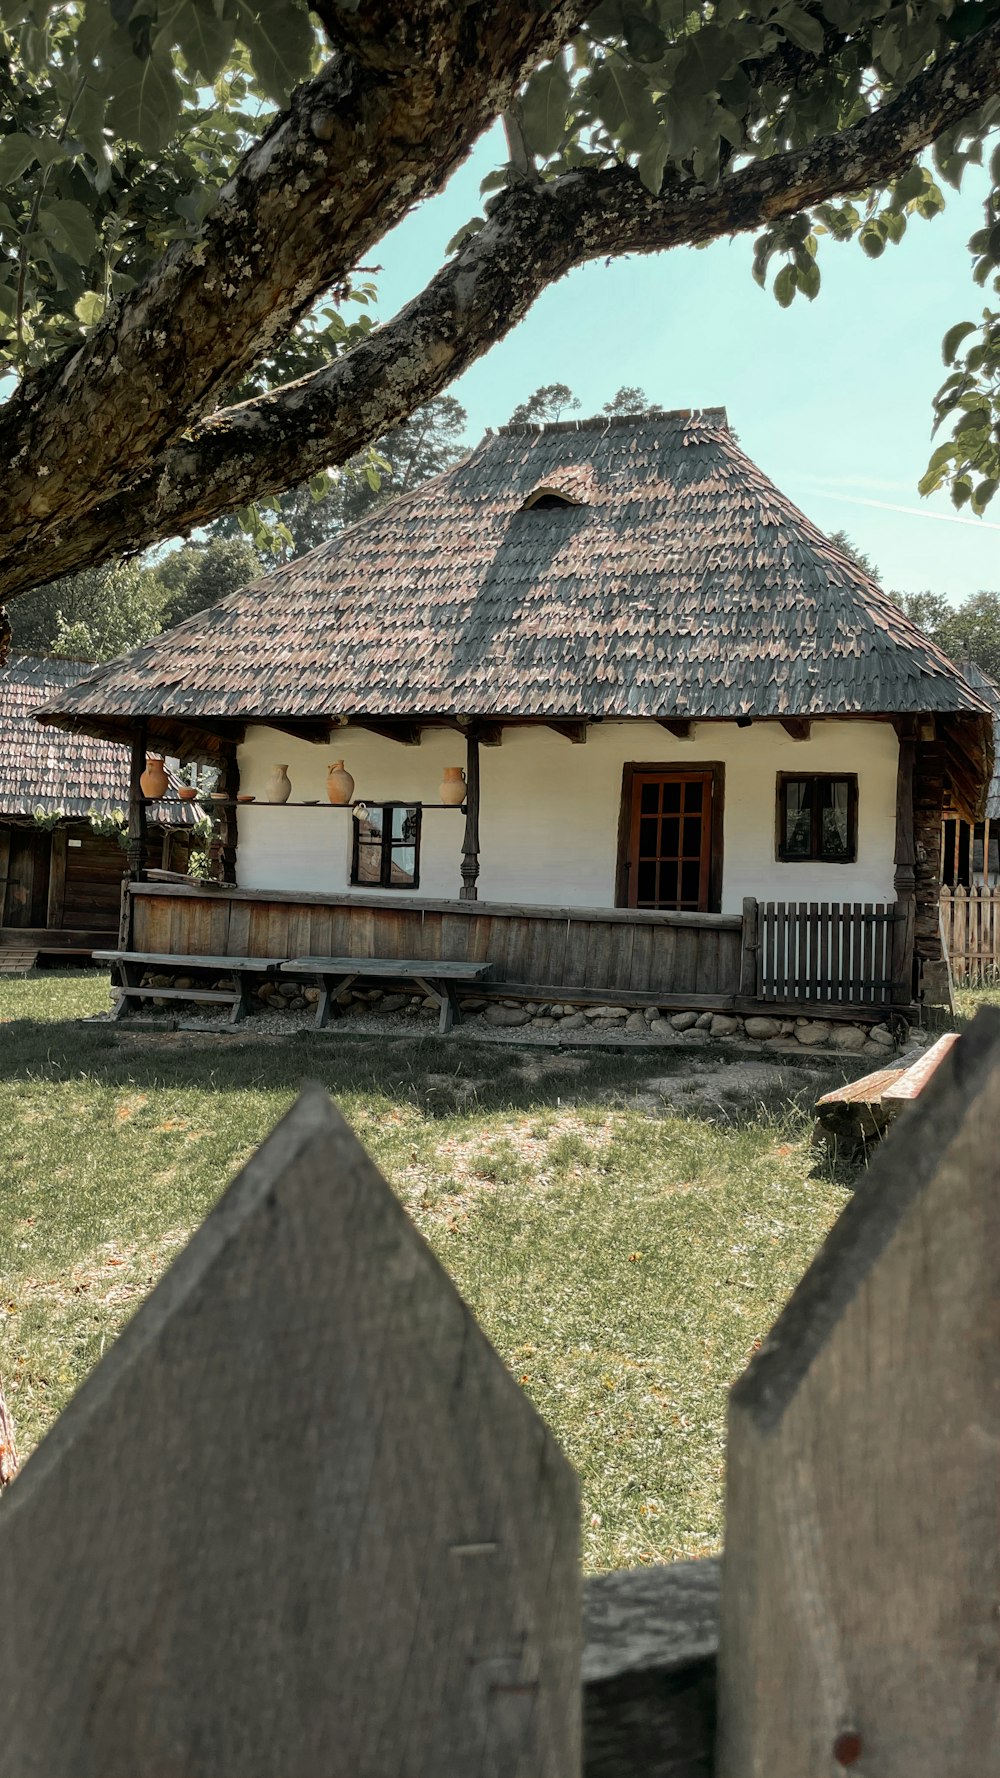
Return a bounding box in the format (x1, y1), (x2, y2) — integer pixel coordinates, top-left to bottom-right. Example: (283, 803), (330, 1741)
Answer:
(351, 804), (421, 890)
(616, 764), (725, 912)
(776, 774), (858, 863)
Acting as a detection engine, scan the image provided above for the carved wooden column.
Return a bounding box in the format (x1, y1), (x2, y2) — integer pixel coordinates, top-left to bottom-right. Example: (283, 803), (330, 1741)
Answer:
(127, 721), (148, 882)
(459, 729), (480, 901)
(219, 747), (240, 886)
(891, 718), (917, 1004)
(913, 723), (949, 1005)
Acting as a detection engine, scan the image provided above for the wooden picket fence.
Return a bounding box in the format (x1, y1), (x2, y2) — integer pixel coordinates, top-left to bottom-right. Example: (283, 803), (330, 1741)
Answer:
(940, 883), (1000, 982)
(2, 1015), (1000, 1776)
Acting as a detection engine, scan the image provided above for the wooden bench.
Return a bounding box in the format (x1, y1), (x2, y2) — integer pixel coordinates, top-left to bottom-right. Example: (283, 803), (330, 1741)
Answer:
(815, 1031), (960, 1152)
(281, 957), (495, 1034)
(93, 951), (288, 1025)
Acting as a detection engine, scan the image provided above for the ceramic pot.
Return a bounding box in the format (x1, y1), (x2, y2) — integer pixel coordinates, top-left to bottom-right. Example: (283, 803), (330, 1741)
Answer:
(139, 755), (168, 799)
(327, 760), (355, 805)
(266, 764), (292, 804)
(177, 785), (198, 802)
(440, 766), (467, 806)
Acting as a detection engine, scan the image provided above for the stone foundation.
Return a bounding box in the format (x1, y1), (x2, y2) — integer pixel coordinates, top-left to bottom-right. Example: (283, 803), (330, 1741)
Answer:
(133, 971), (917, 1053)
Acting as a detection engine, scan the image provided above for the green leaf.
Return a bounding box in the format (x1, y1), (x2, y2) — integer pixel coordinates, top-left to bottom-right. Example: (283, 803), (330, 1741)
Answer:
(236, 1), (315, 107)
(636, 126), (669, 195)
(972, 478), (998, 514)
(520, 55), (570, 160)
(445, 215), (485, 255)
(589, 53), (654, 140)
(774, 263), (797, 307)
(74, 290), (106, 326)
(795, 253), (820, 299)
(942, 320), (977, 363)
(778, 5), (825, 55)
(174, 0), (238, 81)
(38, 198), (97, 264)
(106, 47), (183, 152)
(0, 131), (68, 184)
(859, 222), (885, 258)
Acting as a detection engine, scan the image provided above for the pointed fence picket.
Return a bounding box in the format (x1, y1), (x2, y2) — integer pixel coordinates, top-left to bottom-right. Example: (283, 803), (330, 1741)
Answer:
(3, 1018), (1000, 1776)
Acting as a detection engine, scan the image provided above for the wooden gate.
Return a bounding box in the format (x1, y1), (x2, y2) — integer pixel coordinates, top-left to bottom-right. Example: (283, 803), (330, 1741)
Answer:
(752, 899), (907, 1006)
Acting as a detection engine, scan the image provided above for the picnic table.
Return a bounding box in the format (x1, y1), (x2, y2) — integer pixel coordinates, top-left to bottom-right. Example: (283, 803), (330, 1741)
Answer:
(281, 957), (495, 1033)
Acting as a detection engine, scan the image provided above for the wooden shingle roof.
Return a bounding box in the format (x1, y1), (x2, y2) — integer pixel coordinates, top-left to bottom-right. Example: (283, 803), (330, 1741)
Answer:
(39, 410), (989, 740)
(2, 656), (190, 822)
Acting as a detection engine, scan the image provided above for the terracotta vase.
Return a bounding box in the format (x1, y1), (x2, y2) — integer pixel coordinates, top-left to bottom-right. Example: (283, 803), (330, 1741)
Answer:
(139, 755), (168, 799)
(265, 764), (292, 804)
(440, 766), (467, 806)
(327, 760), (355, 805)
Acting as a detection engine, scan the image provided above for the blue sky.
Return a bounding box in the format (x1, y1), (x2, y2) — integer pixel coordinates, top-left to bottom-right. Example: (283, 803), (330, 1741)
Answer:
(370, 124), (999, 603)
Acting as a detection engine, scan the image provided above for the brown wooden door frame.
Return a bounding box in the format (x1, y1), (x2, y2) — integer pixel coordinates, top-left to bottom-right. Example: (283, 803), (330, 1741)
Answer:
(615, 762), (725, 912)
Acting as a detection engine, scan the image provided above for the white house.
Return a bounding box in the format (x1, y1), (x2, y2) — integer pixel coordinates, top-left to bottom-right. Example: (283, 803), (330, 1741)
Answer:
(40, 409), (992, 1014)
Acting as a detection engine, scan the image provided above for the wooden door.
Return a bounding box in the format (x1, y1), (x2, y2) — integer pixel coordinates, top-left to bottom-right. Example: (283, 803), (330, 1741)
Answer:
(3, 829), (51, 927)
(623, 769), (717, 911)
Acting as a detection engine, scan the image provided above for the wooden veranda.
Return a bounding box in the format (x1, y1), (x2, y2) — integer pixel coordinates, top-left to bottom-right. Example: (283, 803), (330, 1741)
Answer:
(122, 882), (916, 1017)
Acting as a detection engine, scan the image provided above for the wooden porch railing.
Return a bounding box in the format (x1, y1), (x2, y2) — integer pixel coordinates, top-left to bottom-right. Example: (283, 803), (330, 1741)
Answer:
(128, 883), (744, 1003)
(940, 884), (1000, 982)
(747, 898), (909, 1007)
(2, 1014), (999, 1773)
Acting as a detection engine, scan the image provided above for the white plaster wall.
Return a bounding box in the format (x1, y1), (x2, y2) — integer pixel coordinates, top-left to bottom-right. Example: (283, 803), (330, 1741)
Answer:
(235, 719), (899, 912)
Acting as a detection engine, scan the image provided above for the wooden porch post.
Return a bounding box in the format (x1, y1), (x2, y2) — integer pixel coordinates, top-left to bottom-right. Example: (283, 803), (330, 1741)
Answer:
(127, 721), (148, 882)
(220, 746), (240, 886)
(892, 719), (916, 1004)
(460, 729), (480, 901)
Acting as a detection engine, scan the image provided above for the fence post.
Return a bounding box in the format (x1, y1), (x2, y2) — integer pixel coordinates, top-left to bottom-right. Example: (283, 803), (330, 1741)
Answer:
(716, 1007), (1000, 1776)
(739, 899), (758, 999)
(0, 1089), (580, 1778)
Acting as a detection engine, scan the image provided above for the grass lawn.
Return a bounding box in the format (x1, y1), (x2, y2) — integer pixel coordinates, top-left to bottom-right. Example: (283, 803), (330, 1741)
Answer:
(0, 970), (867, 1571)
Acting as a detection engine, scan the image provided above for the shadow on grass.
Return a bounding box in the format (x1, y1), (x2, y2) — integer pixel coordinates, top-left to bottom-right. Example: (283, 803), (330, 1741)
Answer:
(0, 1009), (869, 1132)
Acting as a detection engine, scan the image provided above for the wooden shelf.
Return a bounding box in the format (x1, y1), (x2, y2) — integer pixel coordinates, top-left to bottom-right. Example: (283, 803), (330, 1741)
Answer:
(141, 798), (467, 811)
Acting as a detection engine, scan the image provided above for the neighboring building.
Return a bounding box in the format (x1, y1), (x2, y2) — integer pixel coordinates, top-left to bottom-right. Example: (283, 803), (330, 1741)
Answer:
(37, 411), (993, 1012)
(1, 656), (193, 963)
(941, 661), (1000, 888)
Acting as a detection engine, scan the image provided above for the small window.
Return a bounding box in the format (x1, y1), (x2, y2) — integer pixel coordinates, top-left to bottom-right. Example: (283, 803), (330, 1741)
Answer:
(351, 804), (421, 890)
(777, 775), (857, 863)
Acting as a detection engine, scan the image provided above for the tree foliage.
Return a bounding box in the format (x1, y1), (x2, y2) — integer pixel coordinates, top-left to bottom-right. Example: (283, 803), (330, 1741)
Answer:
(11, 558), (165, 660)
(0, 0), (998, 622)
(894, 585), (1000, 680)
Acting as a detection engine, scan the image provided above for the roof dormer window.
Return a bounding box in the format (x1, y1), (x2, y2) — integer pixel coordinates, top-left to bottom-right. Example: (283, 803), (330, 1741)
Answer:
(519, 486), (583, 511)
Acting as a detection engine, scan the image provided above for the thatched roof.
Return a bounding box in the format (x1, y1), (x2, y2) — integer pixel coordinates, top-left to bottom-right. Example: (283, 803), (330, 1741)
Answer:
(38, 411), (990, 768)
(1, 656), (190, 822)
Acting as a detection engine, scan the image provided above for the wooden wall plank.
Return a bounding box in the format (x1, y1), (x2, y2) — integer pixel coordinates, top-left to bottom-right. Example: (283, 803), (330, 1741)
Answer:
(718, 1010), (1000, 1777)
(46, 829), (68, 930)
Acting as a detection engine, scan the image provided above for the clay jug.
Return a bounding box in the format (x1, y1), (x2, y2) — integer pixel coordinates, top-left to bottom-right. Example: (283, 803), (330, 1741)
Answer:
(139, 755), (168, 799)
(327, 759), (355, 805)
(266, 764), (292, 804)
(440, 766), (467, 806)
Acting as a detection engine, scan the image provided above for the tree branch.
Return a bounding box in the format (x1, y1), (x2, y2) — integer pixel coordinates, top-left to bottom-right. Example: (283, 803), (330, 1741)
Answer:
(2, 12), (999, 601)
(0, 0), (593, 559)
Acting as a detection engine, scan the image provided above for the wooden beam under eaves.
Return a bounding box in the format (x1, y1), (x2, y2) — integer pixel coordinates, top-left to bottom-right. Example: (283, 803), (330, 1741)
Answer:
(258, 718), (332, 745)
(546, 721), (588, 744)
(779, 718), (811, 742)
(352, 720), (422, 746)
(658, 719), (692, 739)
(466, 720), (504, 747)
